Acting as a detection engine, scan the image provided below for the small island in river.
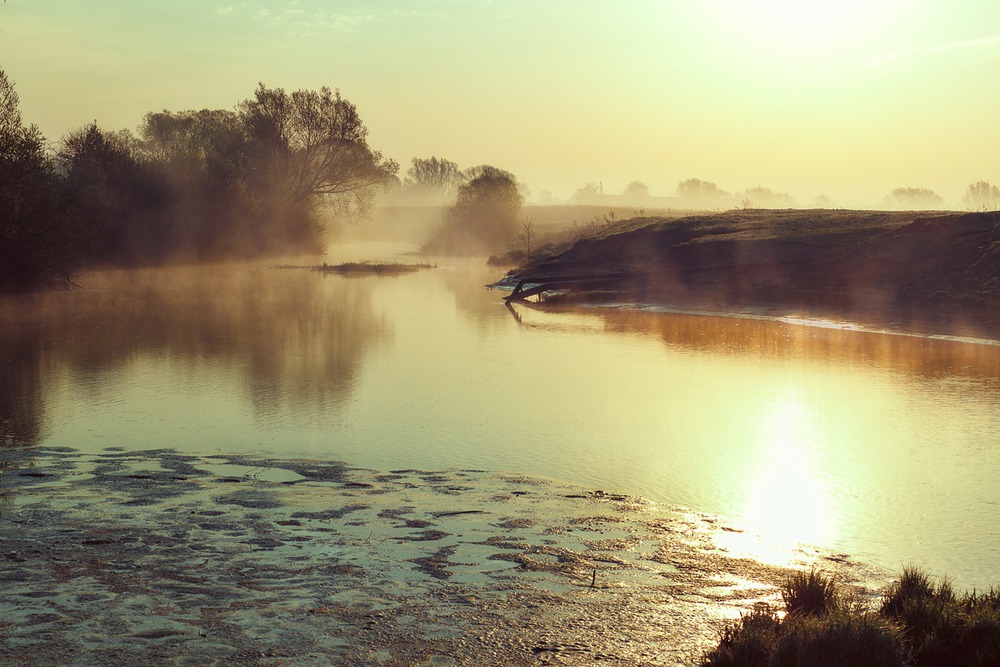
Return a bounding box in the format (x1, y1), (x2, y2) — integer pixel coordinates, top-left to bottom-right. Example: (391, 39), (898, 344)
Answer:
(499, 209), (1000, 340)
(280, 261), (436, 276)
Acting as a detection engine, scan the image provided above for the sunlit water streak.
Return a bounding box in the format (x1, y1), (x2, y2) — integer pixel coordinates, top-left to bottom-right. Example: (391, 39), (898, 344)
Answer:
(2, 246), (998, 589)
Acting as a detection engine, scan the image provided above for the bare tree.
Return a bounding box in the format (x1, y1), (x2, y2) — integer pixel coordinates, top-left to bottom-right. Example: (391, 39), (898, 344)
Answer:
(517, 217), (535, 260)
(882, 187), (943, 210)
(962, 181), (1000, 211)
(403, 156), (464, 199)
(676, 178), (730, 199)
(738, 186), (795, 209)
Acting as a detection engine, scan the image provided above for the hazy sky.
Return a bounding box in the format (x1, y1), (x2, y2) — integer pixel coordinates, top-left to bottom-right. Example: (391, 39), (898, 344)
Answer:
(3, 1), (999, 207)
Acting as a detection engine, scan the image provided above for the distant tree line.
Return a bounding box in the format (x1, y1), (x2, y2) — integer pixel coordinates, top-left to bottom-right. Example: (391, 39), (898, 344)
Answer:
(0, 69), (397, 292)
(566, 177), (1000, 212)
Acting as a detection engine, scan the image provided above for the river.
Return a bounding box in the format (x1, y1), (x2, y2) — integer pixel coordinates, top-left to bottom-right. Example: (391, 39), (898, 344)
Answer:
(2, 239), (998, 590)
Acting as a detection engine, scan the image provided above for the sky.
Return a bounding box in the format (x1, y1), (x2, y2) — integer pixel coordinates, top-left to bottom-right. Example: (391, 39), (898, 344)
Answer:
(2, 0), (1000, 208)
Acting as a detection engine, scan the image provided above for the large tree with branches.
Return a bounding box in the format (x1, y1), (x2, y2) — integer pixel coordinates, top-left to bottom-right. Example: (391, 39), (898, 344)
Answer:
(239, 83), (398, 219)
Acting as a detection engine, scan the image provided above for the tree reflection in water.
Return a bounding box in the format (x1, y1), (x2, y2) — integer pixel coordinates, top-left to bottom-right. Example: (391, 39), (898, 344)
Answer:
(0, 263), (388, 453)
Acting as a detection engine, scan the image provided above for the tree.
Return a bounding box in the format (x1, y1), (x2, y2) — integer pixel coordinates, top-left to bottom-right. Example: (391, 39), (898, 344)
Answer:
(516, 217), (535, 261)
(676, 178), (730, 199)
(238, 83), (398, 224)
(138, 109), (256, 257)
(962, 181), (1000, 211)
(738, 186), (795, 209)
(139, 109), (244, 175)
(622, 180), (650, 198)
(403, 156), (464, 200)
(58, 122), (169, 263)
(0, 69), (81, 291)
(424, 166), (523, 254)
(570, 182), (603, 204)
(881, 187), (943, 210)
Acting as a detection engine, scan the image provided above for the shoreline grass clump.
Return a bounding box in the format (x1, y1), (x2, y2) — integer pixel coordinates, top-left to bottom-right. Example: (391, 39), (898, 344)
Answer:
(782, 567), (840, 617)
(314, 261), (435, 275)
(702, 566), (1000, 667)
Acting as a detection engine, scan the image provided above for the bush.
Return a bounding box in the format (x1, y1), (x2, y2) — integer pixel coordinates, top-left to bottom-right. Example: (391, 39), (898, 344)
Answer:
(782, 568), (839, 617)
(702, 567), (1000, 667)
(701, 604), (780, 667)
(770, 611), (906, 667)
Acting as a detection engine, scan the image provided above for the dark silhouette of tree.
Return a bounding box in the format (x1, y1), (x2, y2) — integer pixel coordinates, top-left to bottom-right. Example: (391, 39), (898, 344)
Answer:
(962, 181), (1000, 211)
(238, 83), (398, 220)
(0, 69), (81, 290)
(424, 166), (523, 254)
(137, 109), (255, 257)
(403, 156), (464, 201)
(58, 122), (170, 263)
(1, 75), (401, 291)
(882, 187), (943, 210)
(676, 178), (730, 199)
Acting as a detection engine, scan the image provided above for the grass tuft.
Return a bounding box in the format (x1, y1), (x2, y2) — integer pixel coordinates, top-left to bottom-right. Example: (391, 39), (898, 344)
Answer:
(702, 566), (1000, 667)
(700, 604), (780, 667)
(782, 568), (839, 617)
(771, 610), (907, 667)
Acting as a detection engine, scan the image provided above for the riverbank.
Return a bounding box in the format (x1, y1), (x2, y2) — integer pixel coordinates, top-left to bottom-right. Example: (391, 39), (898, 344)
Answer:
(0, 447), (886, 666)
(502, 209), (1000, 341)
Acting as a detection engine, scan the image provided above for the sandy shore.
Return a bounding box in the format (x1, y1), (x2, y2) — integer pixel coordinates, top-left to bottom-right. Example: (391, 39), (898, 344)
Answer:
(1, 447), (886, 666)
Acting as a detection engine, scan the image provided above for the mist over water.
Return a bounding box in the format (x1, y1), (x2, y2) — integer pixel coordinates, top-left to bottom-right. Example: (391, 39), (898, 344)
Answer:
(2, 239), (998, 590)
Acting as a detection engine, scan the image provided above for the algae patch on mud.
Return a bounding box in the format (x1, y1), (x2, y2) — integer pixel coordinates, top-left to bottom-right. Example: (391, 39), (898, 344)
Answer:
(0, 448), (883, 665)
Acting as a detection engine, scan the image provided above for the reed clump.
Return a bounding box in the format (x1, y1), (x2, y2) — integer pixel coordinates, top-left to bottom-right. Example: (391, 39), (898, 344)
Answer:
(702, 566), (1000, 667)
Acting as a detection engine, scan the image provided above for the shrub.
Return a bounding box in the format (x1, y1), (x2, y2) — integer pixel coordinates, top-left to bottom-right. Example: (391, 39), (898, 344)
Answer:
(701, 566), (1000, 667)
(701, 604), (780, 667)
(771, 610), (906, 667)
(782, 568), (839, 617)
(880, 565), (941, 617)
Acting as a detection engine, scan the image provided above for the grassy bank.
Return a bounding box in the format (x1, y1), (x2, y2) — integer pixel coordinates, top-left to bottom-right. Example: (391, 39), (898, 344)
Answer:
(507, 209), (1000, 340)
(703, 567), (1000, 666)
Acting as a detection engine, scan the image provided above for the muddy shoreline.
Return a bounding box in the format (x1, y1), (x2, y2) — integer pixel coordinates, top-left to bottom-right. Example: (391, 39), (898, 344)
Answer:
(1, 447), (887, 666)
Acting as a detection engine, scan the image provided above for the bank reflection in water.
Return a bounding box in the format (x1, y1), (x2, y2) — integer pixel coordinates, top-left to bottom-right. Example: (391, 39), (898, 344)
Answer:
(0, 264), (387, 452)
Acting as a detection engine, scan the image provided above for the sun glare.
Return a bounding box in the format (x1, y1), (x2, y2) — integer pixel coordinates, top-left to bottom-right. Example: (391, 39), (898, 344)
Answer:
(714, 0), (905, 74)
(718, 394), (835, 565)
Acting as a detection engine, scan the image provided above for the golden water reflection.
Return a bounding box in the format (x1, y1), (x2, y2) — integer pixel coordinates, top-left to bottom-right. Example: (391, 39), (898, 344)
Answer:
(717, 394), (835, 565)
(508, 302), (999, 578)
(0, 263), (388, 449)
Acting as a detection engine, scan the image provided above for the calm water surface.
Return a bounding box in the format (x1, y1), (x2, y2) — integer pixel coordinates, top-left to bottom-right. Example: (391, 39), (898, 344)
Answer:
(2, 241), (999, 589)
